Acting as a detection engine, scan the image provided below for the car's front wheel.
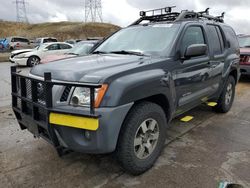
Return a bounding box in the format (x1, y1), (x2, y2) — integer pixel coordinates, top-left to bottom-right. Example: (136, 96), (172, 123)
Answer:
(213, 75), (236, 113)
(116, 102), (167, 175)
(27, 56), (40, 67)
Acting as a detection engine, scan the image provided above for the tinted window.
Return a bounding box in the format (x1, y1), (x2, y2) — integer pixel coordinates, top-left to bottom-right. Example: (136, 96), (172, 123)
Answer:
(207, 25), (222, 55)
(223, 26), (239, 49)
(44, 38), (57, 43)
(47, 44), (59, 50)
(59, 44), (72, 49)
(181, 26), (205, 53)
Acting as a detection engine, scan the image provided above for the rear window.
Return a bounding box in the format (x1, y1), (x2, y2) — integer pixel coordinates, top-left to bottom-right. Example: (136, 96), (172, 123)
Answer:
(43, 38), (57, 43)
(11, 37), (29, 43)
(59, 43), (72, 49)
(238, 36), (250, 48)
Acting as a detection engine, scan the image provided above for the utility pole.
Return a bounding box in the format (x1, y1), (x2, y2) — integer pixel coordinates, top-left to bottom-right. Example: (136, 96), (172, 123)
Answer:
(84, 0), (103, 23)
(14, 0), (29, 23)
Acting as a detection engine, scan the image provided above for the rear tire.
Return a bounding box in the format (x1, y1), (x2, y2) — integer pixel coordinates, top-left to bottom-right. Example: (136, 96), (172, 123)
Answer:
(27, 56), (40, 67)
(213, 75), (236, 113)
(116, 102), (167, 175)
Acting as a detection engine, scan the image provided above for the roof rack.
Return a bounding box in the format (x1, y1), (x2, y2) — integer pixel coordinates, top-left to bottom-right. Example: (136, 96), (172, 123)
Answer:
(130, 7), (225, 26)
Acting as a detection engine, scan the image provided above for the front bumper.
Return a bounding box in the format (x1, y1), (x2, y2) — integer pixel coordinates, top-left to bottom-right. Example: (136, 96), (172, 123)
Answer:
(13, 104), (133, 154)
(9, 57), (28, 65)
(11, 66), (133, 154)
(240, 65), (250, 75)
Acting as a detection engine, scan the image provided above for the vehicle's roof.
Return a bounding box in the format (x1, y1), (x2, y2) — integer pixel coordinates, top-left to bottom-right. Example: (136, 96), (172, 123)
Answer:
(37, 37), (57, 39)
(8, 36), (28, 39)
(40, 42), (73, 47)
(129, 19), (229, 28)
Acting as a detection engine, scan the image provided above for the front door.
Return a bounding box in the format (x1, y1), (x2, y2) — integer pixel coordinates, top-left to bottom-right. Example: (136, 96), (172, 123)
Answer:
(174, 25), (213, 115)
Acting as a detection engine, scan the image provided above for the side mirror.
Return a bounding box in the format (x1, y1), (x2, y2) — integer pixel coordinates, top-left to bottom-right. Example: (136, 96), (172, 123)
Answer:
(184, 44), (207, 58)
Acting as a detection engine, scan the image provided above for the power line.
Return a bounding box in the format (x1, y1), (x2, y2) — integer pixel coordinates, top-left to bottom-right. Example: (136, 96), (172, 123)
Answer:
(84, 0), (103, 23)
(14, 0), (29, 23)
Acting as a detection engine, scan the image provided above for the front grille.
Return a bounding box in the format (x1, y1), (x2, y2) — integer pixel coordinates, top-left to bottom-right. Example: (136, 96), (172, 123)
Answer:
(60, 86), (72, 102)
(17, 77), (46, 105)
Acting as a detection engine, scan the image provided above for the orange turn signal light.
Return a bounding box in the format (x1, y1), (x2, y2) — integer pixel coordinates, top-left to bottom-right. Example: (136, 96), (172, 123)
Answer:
(94, 84), (108, 108)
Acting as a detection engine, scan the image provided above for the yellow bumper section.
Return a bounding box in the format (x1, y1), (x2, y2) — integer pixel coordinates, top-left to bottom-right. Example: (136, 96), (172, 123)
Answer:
(49, 113), (99, 131)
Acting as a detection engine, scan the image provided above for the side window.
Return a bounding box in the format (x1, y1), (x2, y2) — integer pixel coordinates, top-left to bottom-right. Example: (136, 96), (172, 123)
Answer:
(223, 26), (239, 49)
(207, 25), (223, 55)
(59, 44), (72, 49)
(216, 27), (225, 49)
(47, 44), (59, 51)
(181, 26), (205, 54)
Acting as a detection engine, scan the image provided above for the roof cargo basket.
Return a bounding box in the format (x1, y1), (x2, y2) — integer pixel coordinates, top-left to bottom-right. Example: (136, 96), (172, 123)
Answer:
(139, 6), (176, 17)
(130, 7), (225, 26)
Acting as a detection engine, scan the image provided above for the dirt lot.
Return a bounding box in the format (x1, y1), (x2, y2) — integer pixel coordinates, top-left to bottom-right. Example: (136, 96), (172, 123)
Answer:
(0, 63), (250, 188)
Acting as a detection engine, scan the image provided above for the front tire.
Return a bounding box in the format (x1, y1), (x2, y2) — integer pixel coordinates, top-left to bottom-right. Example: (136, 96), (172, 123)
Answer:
(213, 75), (236, 113)
(116, 102), (167, 175)
(27, 56), (40, 67)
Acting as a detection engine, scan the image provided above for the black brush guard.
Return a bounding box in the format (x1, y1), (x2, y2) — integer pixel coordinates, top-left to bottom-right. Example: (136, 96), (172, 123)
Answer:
(11, 66), (101, 155)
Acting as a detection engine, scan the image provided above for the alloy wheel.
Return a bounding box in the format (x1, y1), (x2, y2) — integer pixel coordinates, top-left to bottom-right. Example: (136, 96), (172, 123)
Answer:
(134, 118), (160, 159)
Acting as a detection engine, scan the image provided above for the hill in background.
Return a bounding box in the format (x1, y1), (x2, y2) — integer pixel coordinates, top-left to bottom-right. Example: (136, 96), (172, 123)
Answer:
(0, 21), (121, 41)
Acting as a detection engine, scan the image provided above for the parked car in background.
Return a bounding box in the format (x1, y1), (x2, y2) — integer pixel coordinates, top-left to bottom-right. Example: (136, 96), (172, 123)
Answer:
(0, 38), (9, 50)
(41, 40), (98, 64)
(65, 39), (83, 45)
(6, 36), (31, 50)
(238, 35), (250, 75)
(9, 42), (73, 66)
(34, 37), (58, 47)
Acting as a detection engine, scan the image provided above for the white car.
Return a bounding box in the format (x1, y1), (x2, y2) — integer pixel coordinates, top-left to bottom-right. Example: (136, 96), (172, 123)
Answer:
(9, 42), (73, 67)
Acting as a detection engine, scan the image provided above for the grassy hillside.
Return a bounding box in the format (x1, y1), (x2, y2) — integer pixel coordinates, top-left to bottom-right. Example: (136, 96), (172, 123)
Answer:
(0, 21), (121, 41)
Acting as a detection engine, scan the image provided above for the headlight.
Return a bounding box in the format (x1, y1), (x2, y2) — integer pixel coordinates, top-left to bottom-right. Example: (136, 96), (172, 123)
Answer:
(70, 84), (108, 108)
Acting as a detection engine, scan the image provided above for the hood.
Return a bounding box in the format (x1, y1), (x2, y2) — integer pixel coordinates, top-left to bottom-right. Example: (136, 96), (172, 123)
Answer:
(11, 49), (34, 55)
(31, 54), (153, 83)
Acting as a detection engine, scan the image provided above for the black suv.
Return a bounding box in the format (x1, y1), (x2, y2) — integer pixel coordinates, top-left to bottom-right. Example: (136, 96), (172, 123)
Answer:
(11, 7), (240, 175)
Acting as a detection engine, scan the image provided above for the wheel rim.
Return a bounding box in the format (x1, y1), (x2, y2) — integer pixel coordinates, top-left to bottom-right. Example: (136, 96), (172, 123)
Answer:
(225, 83), (233, 105)
(30, 57), (39, 66)
(134, 118), (160, 159)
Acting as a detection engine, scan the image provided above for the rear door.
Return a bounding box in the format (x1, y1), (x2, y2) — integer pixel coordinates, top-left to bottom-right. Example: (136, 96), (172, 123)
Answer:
(205, 24), (225, 92)
(41, 44), (60, 58)
(174, 24), (213, 114)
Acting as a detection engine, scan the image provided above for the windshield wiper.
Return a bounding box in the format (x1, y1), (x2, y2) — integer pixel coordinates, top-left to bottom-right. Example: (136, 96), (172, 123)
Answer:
(92, 51), (108, 54)
(109, 50), (147, 56)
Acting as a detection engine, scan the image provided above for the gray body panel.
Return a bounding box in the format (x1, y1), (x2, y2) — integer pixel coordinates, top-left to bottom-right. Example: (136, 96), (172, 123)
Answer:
(17, 20), (240, 153)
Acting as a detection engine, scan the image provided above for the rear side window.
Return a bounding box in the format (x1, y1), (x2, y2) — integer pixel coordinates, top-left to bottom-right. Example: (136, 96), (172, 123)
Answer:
(59, 44), (72, 49)
(44, 38), (57, 43)
(181, 26), (205, 53)
(47, 44), (59, 50)
(223, 26), (239, 49)
(207, 25), (223, 55)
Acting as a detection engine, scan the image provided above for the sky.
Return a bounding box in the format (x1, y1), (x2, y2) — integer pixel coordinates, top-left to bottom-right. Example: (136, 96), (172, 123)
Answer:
(0, 0), (250, 34)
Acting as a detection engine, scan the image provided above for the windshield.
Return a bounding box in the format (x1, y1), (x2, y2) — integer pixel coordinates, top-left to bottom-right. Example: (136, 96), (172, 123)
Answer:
(67, 42), (95, 55)
(94, 24), (180, 56)
(238, 36), (250, 48)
